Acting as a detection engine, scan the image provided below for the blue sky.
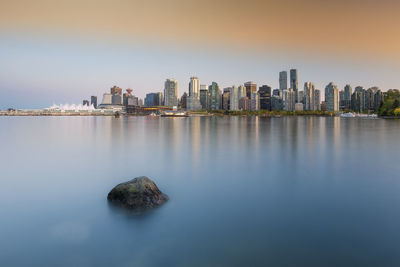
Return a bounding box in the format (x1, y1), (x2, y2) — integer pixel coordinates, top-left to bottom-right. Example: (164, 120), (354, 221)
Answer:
(0, 32), (399, 109)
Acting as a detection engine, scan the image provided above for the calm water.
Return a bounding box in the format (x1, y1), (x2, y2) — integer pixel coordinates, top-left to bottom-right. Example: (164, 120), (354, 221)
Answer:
(1, 116), (400, 266)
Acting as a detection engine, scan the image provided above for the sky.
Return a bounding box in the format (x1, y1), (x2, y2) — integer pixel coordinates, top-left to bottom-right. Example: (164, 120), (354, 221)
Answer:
(1, 0), (400, 109)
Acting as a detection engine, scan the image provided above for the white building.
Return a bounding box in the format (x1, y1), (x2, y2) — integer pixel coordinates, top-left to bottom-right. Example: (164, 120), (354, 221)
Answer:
(101, 93), (112, 105)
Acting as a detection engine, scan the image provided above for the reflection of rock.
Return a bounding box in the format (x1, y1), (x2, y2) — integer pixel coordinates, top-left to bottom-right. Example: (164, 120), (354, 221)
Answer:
(107, 176), (168, 210)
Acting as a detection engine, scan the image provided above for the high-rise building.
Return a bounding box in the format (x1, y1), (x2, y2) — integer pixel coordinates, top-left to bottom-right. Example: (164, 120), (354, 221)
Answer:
(112, 93), (122, 105)
(238, 85), (246, 99)
(339, 90), (345, 110)
(90, 96), (97, 108)
(290, 69), (298, 102)
(244, 81), (257, 98)
(145, 92), (163, 107)
(279, 71), (288, 91)
(250, 92), (259, 111)
(258, 85), (271, 110)
(273, 89), (280, 97)
(188, 77), (200, 99)
(187, 77), (201, 110)
(315, 90), (321, 110)
(180, 92), (187, 109)
(200, 86), (210, 110)
(304, 82), (315, 110)
(222, 88), (231, 110)
(164, 79), (178, 107)
(82, 100), (89, 106)
(343, 85), (352, 110)
(230, 85), (239, 111)
(210, 82), (221, 110)
(123, 89), (133, 106)
(284, 89), (296, 111)
(325, 82), (339, 111)
(239, 97), (249, 111)
(127, 95), (139, 106)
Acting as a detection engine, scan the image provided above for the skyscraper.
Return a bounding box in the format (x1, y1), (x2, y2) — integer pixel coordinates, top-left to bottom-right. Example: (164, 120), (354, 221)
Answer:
(222, 88), (231, 110)
(315, 90), (321, 110)
(258, 85), (271, 110)
(244, 81), (257, 99)
(344, 85), (352, 110)
(279, 71), (288, 91)
(145, 92), (163, 107)
(304, 82), (315, 110)
(110, 86), (122, 95)
(325, 82), (339, 111)
(200, 85), (210, 110)
(250, 92), (259, 111)
(90, 96), (97, 108)
(230, 85), (239, 111)
(238, 85), (246, 99)
(164, 79), (178, 107)
(187, 77), (201, 110)
(210, 82), (221, 110)
(290, 69), (298, 102)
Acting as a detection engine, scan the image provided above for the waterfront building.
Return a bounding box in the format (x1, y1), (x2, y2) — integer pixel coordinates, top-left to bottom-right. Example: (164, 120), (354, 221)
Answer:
(187, 77), (201, 110)
(304, 82), (315, 110)
(295, 103), (304, 111)
(250, 92), (259, 111)
(123, 89), (133, 106)
(339, 90), (345, 110)
(200, 87), (210, 110)
(244, 81), (257, 98)
(90, 96), (97, 109)
(343, 85), (352, 110)
(164, 79), (178, 107)
(298, 91), (304, 104)
(112, 93), (122, 105)
(127, 95), (139, 106)
(315, 90), (321, 110)
(283, 88), (295, 111)
(180, 92), (187, 109)
(230, 85), (239, 111)
(279, 71), (288, 91)
(83, 100), (89, 106)
(271, 95), (283, 111)
(290, 69), (298, 102)
(222, 88), (231, 110)
(145, 92), (163, 107)
(239, 97), (249, 111)
(238, 85), (246, 99)
(352, 86), (366, 112)
(138, 99), (143, 107)
(210, 82), (222, 110)
(321, 101), (328, 111)
(325, 82), (339, 111)
(375, 90), (384, 110)
(258, 85), (272, 110)
(101, 93), (112, 105)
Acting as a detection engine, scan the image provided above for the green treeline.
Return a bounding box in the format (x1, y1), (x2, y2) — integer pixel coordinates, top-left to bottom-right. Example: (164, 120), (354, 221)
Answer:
(377, 90), (400, 117)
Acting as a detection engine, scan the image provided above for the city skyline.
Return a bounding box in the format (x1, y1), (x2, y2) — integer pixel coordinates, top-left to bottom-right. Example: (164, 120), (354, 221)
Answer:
(1, 0), (400, 109)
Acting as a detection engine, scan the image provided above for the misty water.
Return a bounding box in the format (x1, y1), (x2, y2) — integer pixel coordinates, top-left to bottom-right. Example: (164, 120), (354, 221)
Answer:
(1, 116), (400, 266)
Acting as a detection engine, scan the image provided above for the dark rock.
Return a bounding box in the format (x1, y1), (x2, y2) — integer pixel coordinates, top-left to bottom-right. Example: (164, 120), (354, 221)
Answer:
(107, 176), (168, 210)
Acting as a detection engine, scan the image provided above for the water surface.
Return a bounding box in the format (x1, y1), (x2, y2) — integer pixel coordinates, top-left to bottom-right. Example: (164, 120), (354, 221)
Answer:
(1, 116), (400, 266)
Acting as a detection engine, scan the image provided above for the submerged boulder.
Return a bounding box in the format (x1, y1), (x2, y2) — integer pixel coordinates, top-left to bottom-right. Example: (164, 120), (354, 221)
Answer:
(107, 176), (168, 210)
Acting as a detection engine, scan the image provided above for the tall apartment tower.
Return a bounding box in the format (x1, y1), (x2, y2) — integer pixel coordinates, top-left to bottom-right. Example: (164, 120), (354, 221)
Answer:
(187, 76), (201, 110)
(230, 85), (239, 111)
(290, 69), (298, 102)
(304, 82), (315, 111)
(164, 79), (178, 107)
(325, 82), (339, 111)
(244, 81), (257, 99)
(279, 71), (288, 91)
(210, 82), (221, 110)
